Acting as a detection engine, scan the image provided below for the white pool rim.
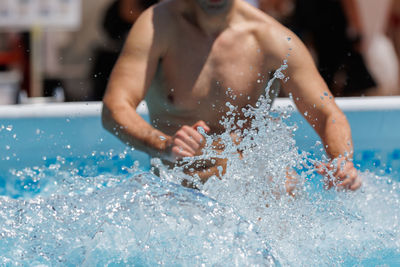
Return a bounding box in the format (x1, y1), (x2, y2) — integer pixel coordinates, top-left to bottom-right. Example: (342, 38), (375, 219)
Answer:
(0, 96), (399, 118)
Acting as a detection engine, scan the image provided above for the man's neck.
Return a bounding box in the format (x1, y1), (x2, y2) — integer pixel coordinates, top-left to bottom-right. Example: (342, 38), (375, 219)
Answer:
(184, 0), (238, 37)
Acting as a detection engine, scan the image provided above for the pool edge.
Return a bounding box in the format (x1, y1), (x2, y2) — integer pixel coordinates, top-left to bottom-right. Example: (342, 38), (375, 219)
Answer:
(0, 96), (399, 118)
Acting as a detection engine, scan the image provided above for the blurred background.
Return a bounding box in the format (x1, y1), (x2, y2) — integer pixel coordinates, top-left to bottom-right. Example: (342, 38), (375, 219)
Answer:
(1, 0), (400, 105)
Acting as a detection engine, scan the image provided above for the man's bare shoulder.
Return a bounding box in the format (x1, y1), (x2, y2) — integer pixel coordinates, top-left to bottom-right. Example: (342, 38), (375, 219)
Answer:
(238, 3), (286, 33)
(237, 2), (297, 65)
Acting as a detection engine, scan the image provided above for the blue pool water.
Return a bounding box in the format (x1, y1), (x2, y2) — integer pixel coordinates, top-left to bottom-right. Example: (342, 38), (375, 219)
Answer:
(288, 110), (400, 176)
(0, 102), (400, 266)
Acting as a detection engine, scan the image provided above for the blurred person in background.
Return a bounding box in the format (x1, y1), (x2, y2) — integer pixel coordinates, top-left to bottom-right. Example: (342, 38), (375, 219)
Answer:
(388, 0), (400, 94)
(291, 0), (376, 97)
(91, 0), (159, 100)
(355, 0), (399, 96)
(290, 0), (399, 97)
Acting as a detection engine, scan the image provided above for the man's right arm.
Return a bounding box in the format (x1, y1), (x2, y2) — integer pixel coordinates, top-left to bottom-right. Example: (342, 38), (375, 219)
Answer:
(102, 7), (171, 158)
(102, 6), (208, 161)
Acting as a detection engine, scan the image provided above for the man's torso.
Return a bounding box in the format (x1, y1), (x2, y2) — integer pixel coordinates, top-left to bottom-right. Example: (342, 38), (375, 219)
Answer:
(146, 0), (284, 135)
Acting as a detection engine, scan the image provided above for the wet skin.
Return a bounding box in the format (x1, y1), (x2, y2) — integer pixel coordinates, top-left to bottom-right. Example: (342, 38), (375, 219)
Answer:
(102, 0), (361, 191)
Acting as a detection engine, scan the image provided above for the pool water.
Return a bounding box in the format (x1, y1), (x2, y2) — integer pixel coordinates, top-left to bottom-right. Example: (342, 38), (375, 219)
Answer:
(0, 97), (400, 266)
(287, 110), (400, 177)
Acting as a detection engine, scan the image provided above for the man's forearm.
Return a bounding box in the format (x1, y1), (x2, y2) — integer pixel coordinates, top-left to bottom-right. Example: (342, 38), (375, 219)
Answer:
(102, 103), (171, 158)
(318, 112), (354, 160)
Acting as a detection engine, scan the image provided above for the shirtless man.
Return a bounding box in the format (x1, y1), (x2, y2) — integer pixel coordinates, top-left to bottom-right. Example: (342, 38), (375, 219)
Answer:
(102, 0), (362, 190)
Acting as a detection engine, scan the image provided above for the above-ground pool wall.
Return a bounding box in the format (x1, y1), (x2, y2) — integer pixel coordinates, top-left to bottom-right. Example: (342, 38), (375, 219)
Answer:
(0, 103), (151, 174)
(0, 97), (399, 175)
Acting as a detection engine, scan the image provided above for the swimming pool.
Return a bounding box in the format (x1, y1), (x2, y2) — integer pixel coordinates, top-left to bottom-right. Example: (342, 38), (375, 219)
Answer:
(0, 97), (399, 265)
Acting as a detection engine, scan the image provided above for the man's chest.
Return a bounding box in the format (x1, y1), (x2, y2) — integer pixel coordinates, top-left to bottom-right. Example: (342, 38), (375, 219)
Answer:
(159, 33), (272, 111)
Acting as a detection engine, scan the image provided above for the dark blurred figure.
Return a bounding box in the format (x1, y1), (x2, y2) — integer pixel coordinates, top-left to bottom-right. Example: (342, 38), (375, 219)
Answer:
(0, 32), (30, 96)
(91, 0), (158, 100)
(291, 0), (376, 96)
(389, 0), (400, 95)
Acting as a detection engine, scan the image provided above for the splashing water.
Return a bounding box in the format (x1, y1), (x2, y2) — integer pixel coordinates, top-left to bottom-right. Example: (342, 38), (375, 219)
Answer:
(155, 61), (400, 265)
(0, 170), (277, 266)
(1, 62), (400, 265)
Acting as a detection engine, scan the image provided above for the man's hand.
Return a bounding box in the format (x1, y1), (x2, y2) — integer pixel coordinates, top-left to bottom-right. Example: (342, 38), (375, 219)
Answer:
(317, 157), (362, 191)
(166, 120), (210, 162)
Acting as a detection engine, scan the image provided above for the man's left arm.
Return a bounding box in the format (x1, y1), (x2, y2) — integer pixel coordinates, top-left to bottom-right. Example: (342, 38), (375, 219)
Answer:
(271, 31), (361, 190)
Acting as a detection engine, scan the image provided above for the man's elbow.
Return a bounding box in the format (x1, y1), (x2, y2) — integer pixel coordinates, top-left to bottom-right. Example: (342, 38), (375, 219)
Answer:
(101, 95), (121, 135)
(328, 110), (349, 126)
(101, 102), (114, 134)
(101, 98), (133, 134)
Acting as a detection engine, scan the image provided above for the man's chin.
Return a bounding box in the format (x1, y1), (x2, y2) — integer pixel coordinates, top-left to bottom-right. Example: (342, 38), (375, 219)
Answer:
(196, 0), (231, 15)
(205, 7), (226, 14)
